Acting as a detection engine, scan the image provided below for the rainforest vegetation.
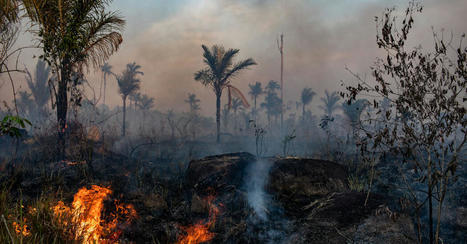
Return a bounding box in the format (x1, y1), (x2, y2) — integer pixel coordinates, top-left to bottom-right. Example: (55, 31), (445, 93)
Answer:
(0, 0), (465, 243)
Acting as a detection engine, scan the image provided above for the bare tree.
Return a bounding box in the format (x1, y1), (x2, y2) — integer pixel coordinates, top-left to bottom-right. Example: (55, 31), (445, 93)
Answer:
(343, 3), (466, 243)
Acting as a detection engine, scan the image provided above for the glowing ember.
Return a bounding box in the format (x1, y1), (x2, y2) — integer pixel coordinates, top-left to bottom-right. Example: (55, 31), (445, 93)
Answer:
(177, 195), (219, 244)
(12, 220), (30, 237)
(53, 185), (136, 243)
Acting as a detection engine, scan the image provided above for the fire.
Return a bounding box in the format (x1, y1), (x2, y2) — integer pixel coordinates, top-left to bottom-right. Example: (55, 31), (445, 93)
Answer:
(53, 185), (136, 243)
(12, 220), (30, 237)
(177, 195), (220, 244)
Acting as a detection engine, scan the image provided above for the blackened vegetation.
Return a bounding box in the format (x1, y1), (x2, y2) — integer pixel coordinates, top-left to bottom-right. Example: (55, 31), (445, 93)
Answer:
(342, 2), (466, 244)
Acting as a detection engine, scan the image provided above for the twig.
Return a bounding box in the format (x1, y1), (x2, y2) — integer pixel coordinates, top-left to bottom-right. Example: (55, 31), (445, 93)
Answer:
(334, 226), (353, 243)
(1, 214), (14, 244)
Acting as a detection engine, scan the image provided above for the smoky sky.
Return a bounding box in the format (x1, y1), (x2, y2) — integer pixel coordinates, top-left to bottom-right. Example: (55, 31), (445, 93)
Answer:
(2, 0), (466, 117)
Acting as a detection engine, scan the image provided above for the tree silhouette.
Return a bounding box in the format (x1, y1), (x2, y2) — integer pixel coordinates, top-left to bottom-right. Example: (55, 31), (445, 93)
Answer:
(137, 94), (154, 111)
(300, 87), (316, 120)
(25, 60), (51, 116)
(185, 93), (200, 114)
(231, 98), (244, 132)
(16, 91), (34, 118)
(129, 92), (141, 111)
(100, 62), (113, 106)
(194, 44), (256, 143)
(117, 62), (143, 137)
(319, 90), (340, 117)
(248, 82), (263, 120)
(261, 86), (282, 124)
(265, 80), (280, 94)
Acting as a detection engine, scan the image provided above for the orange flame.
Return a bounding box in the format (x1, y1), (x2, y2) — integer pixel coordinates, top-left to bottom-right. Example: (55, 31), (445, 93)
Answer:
(177, 195), (219, 244)
(12, 221), (30, 237)
(53, 185), (136, 243)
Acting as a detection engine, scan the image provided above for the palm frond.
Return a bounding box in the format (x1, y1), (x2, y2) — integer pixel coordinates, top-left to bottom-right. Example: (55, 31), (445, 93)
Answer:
(201, 44), (220, 79)
(81, 31), (123, 70)
(219, 48), (239, 75)
(194, 68), (214, 87)
(224, 58), (256, 82)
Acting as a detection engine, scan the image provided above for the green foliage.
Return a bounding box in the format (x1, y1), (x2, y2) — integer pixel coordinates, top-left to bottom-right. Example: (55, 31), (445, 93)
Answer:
(0, 115), (31, 138)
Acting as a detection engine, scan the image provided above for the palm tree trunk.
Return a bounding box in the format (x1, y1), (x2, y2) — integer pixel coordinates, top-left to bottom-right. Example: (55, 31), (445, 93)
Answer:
(103, 76), (107, 106)
(216, 92), (221, 143)
(254, 97), (257, 121)
(302, 104), (305, 121)
(122, 96), (127, 137)
(57, 63), (69, 159)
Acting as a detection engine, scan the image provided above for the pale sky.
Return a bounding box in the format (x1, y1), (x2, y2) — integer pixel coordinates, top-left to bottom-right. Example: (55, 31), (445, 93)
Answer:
(2, 0), (466, 117)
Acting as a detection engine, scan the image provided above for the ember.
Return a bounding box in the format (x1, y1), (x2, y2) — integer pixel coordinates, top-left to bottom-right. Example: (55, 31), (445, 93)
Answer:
(177, 196), (219, 244)
(12, 220), (30, 237)
(53, 185), (136, 243)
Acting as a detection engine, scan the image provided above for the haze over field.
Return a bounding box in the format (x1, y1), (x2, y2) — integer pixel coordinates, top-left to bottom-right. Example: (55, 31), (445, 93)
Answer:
(2, 0), (466, 116)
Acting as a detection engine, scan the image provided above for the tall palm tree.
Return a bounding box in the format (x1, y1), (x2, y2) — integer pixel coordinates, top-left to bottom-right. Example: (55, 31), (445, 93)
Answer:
(25, 60), (51, 115)
(301, 87), (316, 120)
(194, 44), (256, 143)
(117, 62), (143, 137)
(23, 0), (125, 150)
(248, 82), (262, 119)
(185, 93), (200, 114)
(319, 90), (340, 117)
(100, 62), (113, 106)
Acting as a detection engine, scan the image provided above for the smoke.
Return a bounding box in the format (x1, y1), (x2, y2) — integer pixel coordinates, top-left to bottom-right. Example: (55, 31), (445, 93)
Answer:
(243, 158), (290, 243)
(245, 158), (273, 220)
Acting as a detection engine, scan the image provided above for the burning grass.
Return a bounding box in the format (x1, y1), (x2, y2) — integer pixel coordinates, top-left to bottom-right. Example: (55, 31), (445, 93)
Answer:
(53, 185), (137, 243)
(177, 195), (220, 244)
(0, 184), (136, 243)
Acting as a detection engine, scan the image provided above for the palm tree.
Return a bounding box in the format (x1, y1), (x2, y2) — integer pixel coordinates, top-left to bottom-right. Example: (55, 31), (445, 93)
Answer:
(265, 80), (280, 94)
(248, 82), (262, 119)
(129, 92), (141, 111)
(301, 87), (316, 120)
(25, 60), (51, 115)
(342, 99), (368, 144)
(231, 98), (244, 132)
(137, 94), (155, 111)
(23, 0), (125, 151)
(261, 91), (281, 126)
(117, 62), (143, 137)
(319, 90), (340, 117)
(16, 91), (34, 118)
(194, 44), (256, 143)
(101, 62), (113, 106)
(185, 93), (200, 114)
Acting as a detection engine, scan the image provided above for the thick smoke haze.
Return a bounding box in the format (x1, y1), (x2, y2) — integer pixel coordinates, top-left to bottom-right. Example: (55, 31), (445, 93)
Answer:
(2, 0), (466, 117)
